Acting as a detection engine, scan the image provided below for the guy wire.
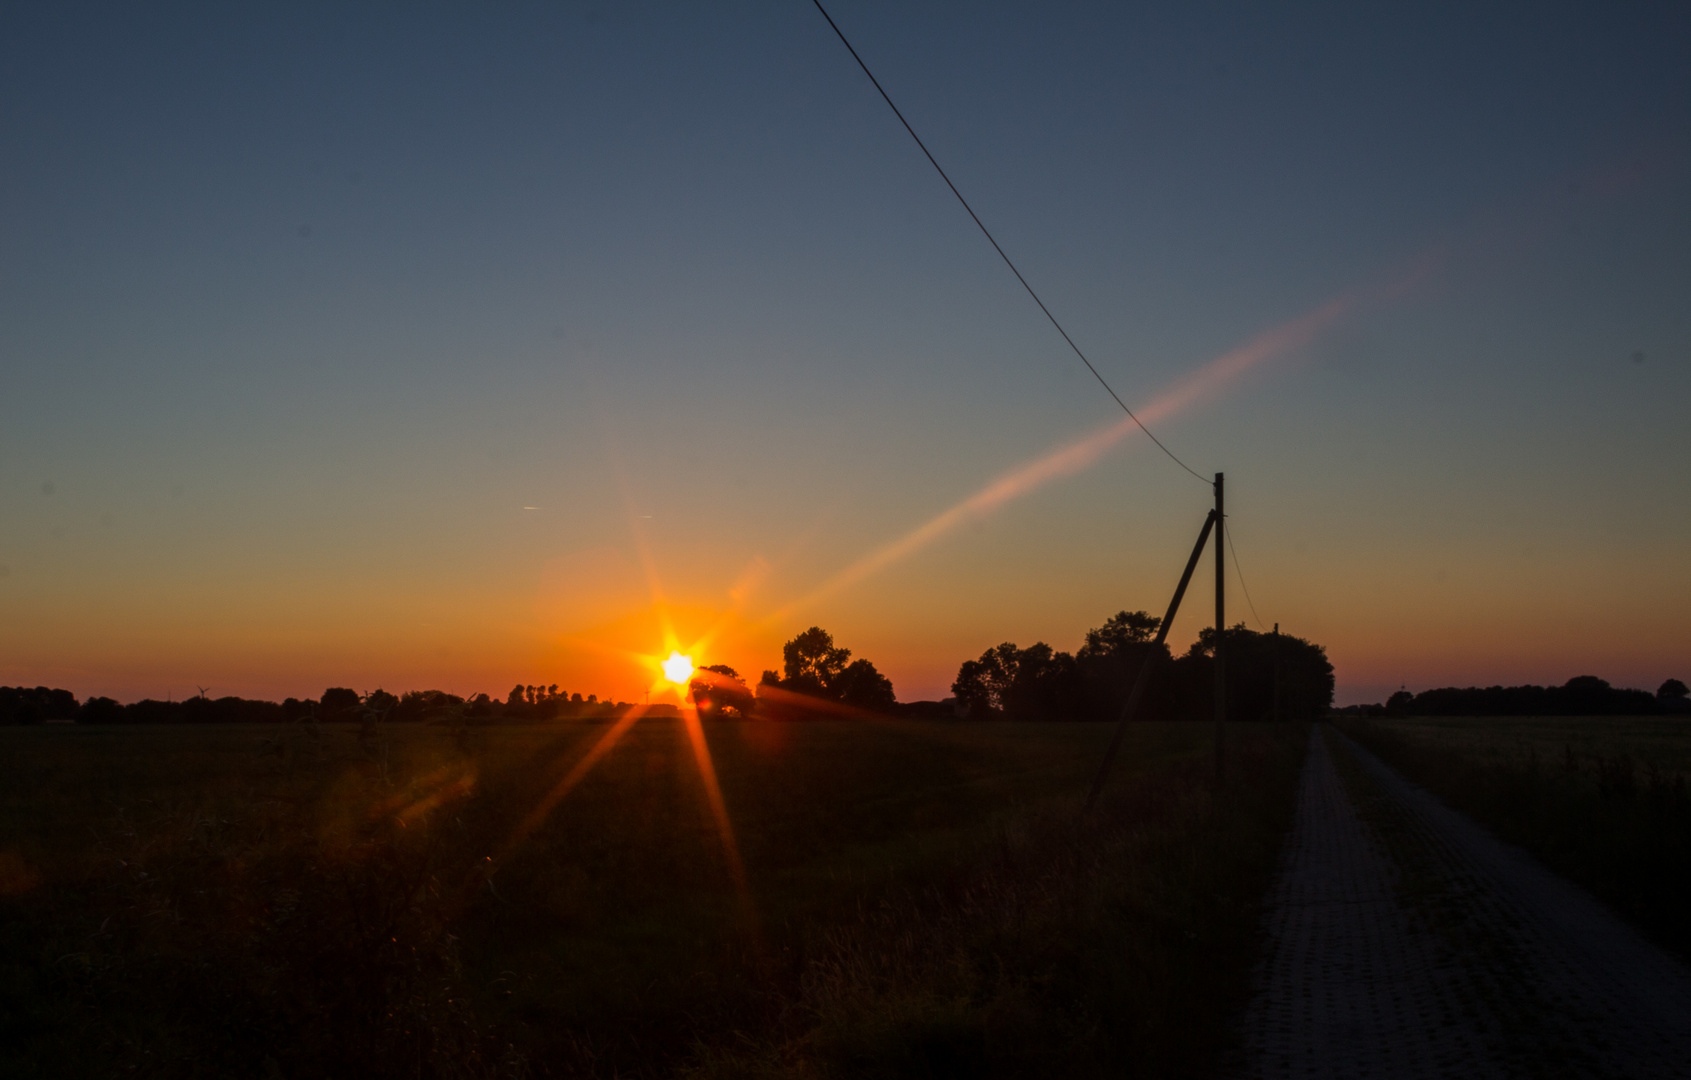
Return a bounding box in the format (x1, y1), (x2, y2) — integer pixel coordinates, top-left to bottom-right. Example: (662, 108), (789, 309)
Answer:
(1224, 519), (1268, 632)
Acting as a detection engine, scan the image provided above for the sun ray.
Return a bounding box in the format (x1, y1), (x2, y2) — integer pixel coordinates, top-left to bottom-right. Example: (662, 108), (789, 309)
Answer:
(678, 698), (754, 921)
(497, 703), (651, 860)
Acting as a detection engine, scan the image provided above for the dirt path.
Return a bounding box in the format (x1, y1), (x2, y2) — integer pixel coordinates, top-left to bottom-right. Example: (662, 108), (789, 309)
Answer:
(1241, 725), (1691, 1079)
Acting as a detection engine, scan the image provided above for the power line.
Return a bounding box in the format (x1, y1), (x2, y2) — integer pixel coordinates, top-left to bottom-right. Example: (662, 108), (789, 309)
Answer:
(810, 0), (1209, 485)
(1224, 519), (1268, 631)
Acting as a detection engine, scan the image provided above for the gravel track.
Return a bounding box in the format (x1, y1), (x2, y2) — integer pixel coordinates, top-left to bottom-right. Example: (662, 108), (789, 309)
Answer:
(1241, 725), (1691, 1079)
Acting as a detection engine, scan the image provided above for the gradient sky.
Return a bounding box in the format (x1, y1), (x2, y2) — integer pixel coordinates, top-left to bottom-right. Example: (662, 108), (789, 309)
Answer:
(3, 1), (1688, 706)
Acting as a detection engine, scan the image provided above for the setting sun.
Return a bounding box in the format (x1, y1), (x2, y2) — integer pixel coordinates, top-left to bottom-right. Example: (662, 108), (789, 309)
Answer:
(661, 651), (695, 686)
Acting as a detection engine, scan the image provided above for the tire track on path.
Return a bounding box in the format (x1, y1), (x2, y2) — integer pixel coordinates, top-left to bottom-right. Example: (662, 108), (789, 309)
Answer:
(1241, 725), (1691, 1078)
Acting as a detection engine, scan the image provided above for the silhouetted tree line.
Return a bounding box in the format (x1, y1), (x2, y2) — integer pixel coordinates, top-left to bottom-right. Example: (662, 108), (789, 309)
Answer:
(4, 615), (1338, 725)
(951, 613), (1335, 722)
(0, 685), (637, 725)
(1335, 675), (1691, 718)
(501, 683), (621, 719)
(0, 686), (79, 725)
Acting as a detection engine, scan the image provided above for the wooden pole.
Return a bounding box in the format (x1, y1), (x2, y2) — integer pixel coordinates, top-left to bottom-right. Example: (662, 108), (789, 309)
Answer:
(1085, 510), (1217, 810)
(1214, 472), (1225, 782)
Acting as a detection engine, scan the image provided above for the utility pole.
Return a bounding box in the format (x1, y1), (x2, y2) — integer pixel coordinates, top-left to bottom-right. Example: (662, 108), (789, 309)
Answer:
(1214, 472), (1225, 782)
(1085, 509), (1217, 809)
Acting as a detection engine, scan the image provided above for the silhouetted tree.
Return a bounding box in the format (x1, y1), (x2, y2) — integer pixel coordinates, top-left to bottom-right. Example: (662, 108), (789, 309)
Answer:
(1081, 610), (1161, 654)
(1563, 675), (1613, 713)
(952, 642), (1081, 721)
(1168, 625), (1334, 721)
(763, 627), (899, 714)
(78, 696), (124, 724)
(1657, 678), (1687, 701)
(690, 664), (755, 718)
(833, 658), (896, 712)
(781, 627), (851, 698)
(1075, 610), (1171, 721)
(320, 687), (360, 719)
(952, 644), (1015, 717)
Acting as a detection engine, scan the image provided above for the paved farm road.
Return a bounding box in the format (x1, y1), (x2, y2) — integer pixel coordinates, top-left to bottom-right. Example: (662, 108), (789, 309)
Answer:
(1241, 726), (1691, 1079)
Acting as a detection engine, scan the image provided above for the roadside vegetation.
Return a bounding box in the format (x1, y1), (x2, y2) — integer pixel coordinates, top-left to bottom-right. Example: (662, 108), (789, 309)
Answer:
(1337, 715), (1691, 962)
(0, 718), (1305, 1078)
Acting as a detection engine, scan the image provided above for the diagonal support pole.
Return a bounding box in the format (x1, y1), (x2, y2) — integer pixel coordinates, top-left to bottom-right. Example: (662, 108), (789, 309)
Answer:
(1085, 509), (1218, 810)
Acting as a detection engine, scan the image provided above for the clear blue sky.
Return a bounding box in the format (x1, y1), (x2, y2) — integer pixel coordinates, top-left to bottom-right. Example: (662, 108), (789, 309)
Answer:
(3, 1), (1688, 704)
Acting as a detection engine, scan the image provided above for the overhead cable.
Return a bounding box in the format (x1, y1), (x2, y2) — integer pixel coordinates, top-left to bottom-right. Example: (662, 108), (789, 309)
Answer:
(810, 0), (1210, 485)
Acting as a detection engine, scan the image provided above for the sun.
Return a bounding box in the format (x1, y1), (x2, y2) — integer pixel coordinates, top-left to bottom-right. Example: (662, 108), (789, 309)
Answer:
(661, 651), (695, 685)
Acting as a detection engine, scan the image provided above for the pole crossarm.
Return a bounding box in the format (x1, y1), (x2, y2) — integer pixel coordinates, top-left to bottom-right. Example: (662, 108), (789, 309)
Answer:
(1085, 508), (1218, 810)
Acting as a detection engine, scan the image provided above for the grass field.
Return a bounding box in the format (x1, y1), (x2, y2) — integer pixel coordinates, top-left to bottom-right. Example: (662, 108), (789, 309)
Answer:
(1348, 715), (1691, 775)
(1339, 715), (1691, 963)
(1, 718), (1306, 1079)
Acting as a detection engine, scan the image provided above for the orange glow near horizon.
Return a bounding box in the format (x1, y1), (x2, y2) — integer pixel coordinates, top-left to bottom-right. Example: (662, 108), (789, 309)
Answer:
(490, 533), (754, 923)
(481, 258), (1444, 704)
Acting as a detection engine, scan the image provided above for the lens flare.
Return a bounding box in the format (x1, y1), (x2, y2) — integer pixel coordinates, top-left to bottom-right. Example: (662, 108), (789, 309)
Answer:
(662, 650), (695, 685)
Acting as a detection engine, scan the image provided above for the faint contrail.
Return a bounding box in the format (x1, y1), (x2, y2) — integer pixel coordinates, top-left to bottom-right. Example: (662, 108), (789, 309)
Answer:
(765, 285), (1392, 623)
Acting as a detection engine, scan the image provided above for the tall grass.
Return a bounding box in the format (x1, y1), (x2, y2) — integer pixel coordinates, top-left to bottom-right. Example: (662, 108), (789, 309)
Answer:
(1, 720), (1305, 1077)
(1340, 717), (1691, 962)
(1, 723), (520, 1078)
(684, 723), (1307, 1079)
